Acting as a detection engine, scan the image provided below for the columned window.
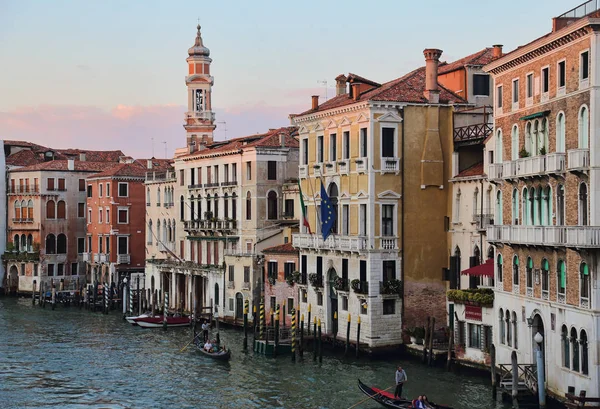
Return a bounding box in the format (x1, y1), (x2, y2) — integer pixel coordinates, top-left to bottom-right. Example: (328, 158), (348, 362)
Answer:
(579, 105), (589, 148)
(495, 129), (503, 163)
(513, 255), (519, 286)
(495, 191), (502, 225)
(558, 260), (566, 297)
(557, 185), (565, 225)
(499, 308), (505, 344)
(512, 189), (519, 225)
(579, 183), (588, 226)
(497, 254), (503, 283)
(511, 125), (519, 160)
(526, 257), (533, 290)
(580, 262), (590, 304)
(556, 112), (566, 152)
(512, 311), (518, 349)
(522, 187), (529, 225)
(571, 328), (580, 372)
(581, 330), (589, 375)
(562, 325), (570, 368)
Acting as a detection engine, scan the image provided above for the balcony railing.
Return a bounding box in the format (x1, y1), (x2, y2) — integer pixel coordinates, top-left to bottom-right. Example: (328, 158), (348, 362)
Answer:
(185, 111), (215, 122)
(204, 182), (220, 188)
(567, 148), (590, 171)
(546, 152), (566, 173)
(292, 233), (367, 252)
(299, 165), (308, 178)
(355, 158), (368, 173)
(145, 170), (176, 182)
(82, 253), (91, 262)
(159, 242), (175, 253)
(382, 157), (399, 173)
(487, 225), (600, 248)
(12, 218), (34, 224)
(333, 277), (350, 292)
(473, 213), (494, 230)
(324, 161), (337, 176)
(351, 280), (369, 294)
(380, 279), (403, 296)
(184, 219), (238, 232)
(514, 156), (546, 177)
(313, 165), (323, 177)
(117, 254), (130, 264)
(502, 161), (516, 179)
(187, 184), (203, 189)
(580, 297), (590, 309)
(224, 249), (255, 257)
(488, 163), (503, 181)
(93, 253), (100, 263)
(380, 237), (397, 250)
(221, 181), (237, 187)
(8, 185), (40, 194)
(338, 160), (349, 174)
(2, 251), (40, 262)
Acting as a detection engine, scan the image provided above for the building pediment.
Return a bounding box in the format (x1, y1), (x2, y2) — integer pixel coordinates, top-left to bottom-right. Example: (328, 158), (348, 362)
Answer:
(313, 122), (325, 132)
(339, 116), (352, 127)
(376, 112), (403, 123)
(356, 190), (368, 199)
(377, 190), (401, 199)
(325, 119), (338, 129)
(356, 113), (369, 123)
(298, 125), (310, 135)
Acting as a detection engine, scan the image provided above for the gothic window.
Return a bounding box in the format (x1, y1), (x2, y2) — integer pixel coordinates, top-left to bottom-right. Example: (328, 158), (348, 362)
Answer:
(562, 325), (570, 368)
(579, 105), (589, 148)
(46, 234), (56, 254)
(57, 200), (66, 219)
(46, 200), (56, 219)
(267, 191), (278, 220)
(57, 234), (67, 254)
(556, 112), (566, 152)
(579, 183), (588, 226)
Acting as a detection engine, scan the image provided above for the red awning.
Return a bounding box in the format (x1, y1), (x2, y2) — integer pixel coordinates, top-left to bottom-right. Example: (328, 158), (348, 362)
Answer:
(461, 258), (494, 277)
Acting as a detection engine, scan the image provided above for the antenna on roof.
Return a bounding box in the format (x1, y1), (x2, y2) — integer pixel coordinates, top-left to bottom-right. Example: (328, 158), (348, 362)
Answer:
(151, 137), (154, 158)
(217, 121), (227, 140)
(162, 141), (167, 159)
(317, 80), (328, 101)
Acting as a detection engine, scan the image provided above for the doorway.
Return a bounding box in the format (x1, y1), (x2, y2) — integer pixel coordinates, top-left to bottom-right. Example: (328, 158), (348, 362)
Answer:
(531, 314), (545, 373)
(327, 268), (338, 334)
(235, 292), (244, 321)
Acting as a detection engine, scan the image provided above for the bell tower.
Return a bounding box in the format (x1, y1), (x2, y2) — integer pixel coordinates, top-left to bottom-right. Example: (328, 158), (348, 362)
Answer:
(184, 24), (215, 153)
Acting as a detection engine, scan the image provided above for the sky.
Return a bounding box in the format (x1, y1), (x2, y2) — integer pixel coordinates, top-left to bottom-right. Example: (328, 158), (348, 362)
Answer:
(0, 0), (573, 158)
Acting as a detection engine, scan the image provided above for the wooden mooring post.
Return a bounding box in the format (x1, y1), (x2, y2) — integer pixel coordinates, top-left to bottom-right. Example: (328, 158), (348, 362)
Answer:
(274, 304), (280, 358)
(345, 314), (351, 357)
(299, 314), (304, 358)
(511, 350), (519, 408)
(356, 315), (361, 359)
(291, 309), (296, 363)
(423, 316), (430, 363)
(446, 327), (454, 372)
(427, 317), (435, 366)
(318, 318), (322, 363)
(243, 299), (248, 351)
(490, 344), (497, 399)
(32, 280), (36, 305)
(313, 317), (317, 362)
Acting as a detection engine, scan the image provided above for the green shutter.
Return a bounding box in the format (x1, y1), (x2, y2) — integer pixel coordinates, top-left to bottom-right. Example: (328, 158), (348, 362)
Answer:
(542, 259), (549, 270)
(514, 256), (519, 266)
(527, 257), (533, 268)
(497, 254), (503, 265)
(582, 263), (589, 276)
(560, 261), (566, 288)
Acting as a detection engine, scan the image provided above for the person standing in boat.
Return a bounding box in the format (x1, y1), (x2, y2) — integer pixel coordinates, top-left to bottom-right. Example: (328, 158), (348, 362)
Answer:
(201, 320), (209, 342)
(394, 366), (407, 399)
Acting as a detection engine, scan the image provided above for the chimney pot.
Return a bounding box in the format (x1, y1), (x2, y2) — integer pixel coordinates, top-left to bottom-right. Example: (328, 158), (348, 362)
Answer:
(67, 159), (74, 171)
(492, 44), (503, 58)
(335, 74), (347, 96)
(423, 48), (443, 103)
(280, 132), (286, 148)
(311, 95), (319, 110)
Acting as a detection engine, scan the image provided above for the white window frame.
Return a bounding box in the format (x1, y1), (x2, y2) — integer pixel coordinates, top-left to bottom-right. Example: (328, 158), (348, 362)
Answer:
(359, 202), (367, 236)
(98, 208), (103, 224)
(117, 235), (129, 255)
(379, 122), (399, 164)
(87, 208), (92, 224)
(579, 49), (590, 90)
(496, 84), (503, 113)
(525, 72), (534, 106)
(105, 207), (110, 224)
(301, 137), (308, 165)
(117, 182), (129, 198)
(342, 128), (350, 160)
(540, 65), (550, 102)
(329, 132), (337, 162)
(379, 202), (397, 237)
(99, 183), (103, 198)
(117, 207), (129, 224)
(557, 59), (566, 96)
(342, 203), (349, 235)
(317, 134), (324, 164)
(512, 78), (519, 111)
(359, 127), (368, 158)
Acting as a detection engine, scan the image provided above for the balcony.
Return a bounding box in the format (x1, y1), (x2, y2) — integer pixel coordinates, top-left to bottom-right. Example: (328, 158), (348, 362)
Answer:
(204, 182), (220, 188)
(446, 288), (493, 307)
(299, 165), (308, 178)
(185, 111), (215, 122)
(308, 273), (324, 288)
(382, 157), (399, 173)
(313, 165), (323, 177)
(338, 160), (349, 175)
(333, 277), (350, 292)
(187, 184), (203, 189)
(184, 219), (238, 234)
(93, 253), (100, 263)
(502, 161), (516, 179)
(380, 279), (403, 296)
(164, 202), (174, 208)
(324, 161), (337, 176)
(355, 158), (368, 173)
(2, 251), (40, 262)
(567, 148), (589, 171)
(546, 152), (566, 174)
(351, 280), (369, 295)
(8, 185), (40, 194)
(514, 156), (546, 178)
(117, 254), (130, 264)
(145, 170), (176, 182)
(487, 225), (600, 248)
(82, 252), (91, 262)
(159, 242), (175, 253)
(473, 213), (494, 230)
(12, 218), (34, 224)
(292, 233), (367, 252)
(224, 249), (255, 257)
(221, 181), (237, 187)
(380, 237), (397, 250)
(488, 163), (503, 181)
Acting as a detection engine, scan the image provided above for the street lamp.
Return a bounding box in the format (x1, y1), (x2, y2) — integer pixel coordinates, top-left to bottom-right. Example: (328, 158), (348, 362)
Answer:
(526, 316), (534, 327)
(535, 332), (546, 408)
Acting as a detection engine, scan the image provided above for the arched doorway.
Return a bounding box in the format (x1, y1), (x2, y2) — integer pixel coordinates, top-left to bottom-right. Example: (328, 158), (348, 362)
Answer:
(235, 292), (244, 321)
(531, 313), (546, 376)
(327, 267), (338, 334)
(7, 265), (18, 294)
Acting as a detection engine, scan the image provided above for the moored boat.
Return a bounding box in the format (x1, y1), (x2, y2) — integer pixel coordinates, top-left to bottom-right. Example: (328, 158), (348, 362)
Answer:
(125, 313), (151, 326)
(135, 315), (191, 328)
(196, 343), (231, 361)
(357, 379), (453, 409)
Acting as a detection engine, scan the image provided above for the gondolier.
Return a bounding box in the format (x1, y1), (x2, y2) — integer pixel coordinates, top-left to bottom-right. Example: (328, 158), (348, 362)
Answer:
(202, 320), (209, 342)
(394, 366), (407, 399)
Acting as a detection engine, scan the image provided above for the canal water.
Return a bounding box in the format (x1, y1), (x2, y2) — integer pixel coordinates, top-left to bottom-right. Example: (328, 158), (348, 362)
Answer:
(0, 298), (508, 409)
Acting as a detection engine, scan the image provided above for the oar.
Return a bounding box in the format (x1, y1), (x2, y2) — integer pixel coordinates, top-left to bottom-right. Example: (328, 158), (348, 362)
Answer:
(347, 385), (395, 409)
(179, 333), (201, 353)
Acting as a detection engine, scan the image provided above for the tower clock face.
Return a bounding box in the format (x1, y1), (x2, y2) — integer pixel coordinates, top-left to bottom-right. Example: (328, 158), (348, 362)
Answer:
(195, 89), (204, 112)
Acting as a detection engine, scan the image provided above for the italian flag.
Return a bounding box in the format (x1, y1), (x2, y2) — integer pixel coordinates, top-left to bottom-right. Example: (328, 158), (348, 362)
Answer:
(298, 180), (312, 234)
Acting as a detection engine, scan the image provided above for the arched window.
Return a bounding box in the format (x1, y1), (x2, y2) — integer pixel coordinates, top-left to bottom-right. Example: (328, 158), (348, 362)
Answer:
(214, 283), (220, 306)
(164, 188), (168, 205)
(512, 188), (519, 225)
(513, 255), (519, 286)
(214, 193), (219, 219)
(14, 200), (21, 220)
(172, 219), (176, 241)
(522, 187), (529, 225)
(542, 186), (551, 225)
(46, 200), (56, 219)
(556, 112), (566, 152)
(512, 311), (518, 349)
(495, 129), (503, 163)
(27, 234), (33, 252)
(46, 234), (56, 254)
(579, 105), (589, 148)
(157, 220), (161, 244)
(167, 220), (172, 242)
(497, 254), (503, 283)
(27, 199), (33, 220)
(557, 184), (565, 225)
(454, 188), (461, 222)
(487, 246), (494, 260)
(579, 183), (588, 226)
(562, 325), (570, 368)
(526, 257), (533, 290)
(157, 187), (161, 206)
(267, 191), (278, 220)
(499, 308), (505, 344)
(511, 125), (519, 160)
(148, 220), (153, 245)
(190, 195), (195, 220)
(162, 219), (167, 243)
(13, 234), (18, 250)
(146, 187), (151, 205)
(57, 234), (66, 254)
(495, 191), (503, 225)
(473, 187), (479, 216)
(580, 262), (590, 305)
(542, 118), (549, 153)
(557, 260), (566, 298)
(246, 192), (252, 220)
(581, 330), (589, 375)
(541, 259), (549, 297)
(532, 120), (540, 155)
(528, 188), (535, 226)
(206, 194), (212, 216)
(571, 327), (580, 372)
(232, 193), (238, 220)
(224, 193), (229, 219)
(525, 122), (532, 156)
(197, 195), (202, 219)
(57, 200), (66, 219)
(506, 310), (512, 347)
(327, 183), (339, 233)
(180, 195), (185, 221)
(20, 234), (26, 252)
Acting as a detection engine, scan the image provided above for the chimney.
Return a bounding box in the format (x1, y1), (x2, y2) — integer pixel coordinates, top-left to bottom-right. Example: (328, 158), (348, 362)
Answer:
(279, 132), (286, 148)
(147, 159), (153, 169)
(79, 153), (86, 161)
(492, 44), (503, 58)
(67, 159), (74, 171)
(335, 74), (347, 96)
(352, 84), (361, 101)
(423, 48), (443, 104)
(311, 95), (319, 110)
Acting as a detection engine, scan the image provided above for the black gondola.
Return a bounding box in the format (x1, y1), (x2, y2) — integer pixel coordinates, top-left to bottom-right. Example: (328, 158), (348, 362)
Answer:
(195, 343), (231, 361)
(357, 379), (454, 409)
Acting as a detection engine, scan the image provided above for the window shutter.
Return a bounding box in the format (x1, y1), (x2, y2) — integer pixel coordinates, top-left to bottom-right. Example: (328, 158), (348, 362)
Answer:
(469, 256), (478, 268)
(480, 325), (485, 351)
(449, 256), (458, 289)
(454, 320), (461, 348)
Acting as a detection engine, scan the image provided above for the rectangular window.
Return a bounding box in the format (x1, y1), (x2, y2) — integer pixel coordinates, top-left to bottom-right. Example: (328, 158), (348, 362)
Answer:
(57, 264), (64, 276)
(381, 127), (395, 157)
(284, 199), (294, 217)
(88, 208), (92, 223)
(79, 179), (85, 191)
(197, 167), (202, 184)
(558, 60), (566, 88)
(87, 236), (91, 252)
(117, 236), (128, 255)
(179, 170), (185, 186)
(99, 184), (103, 197)
(302, 138), (308, 165)
(270, 296), (276, 312)
(106, 209), (109, 224)
(342, 204), (349, 235)
(228, 265), (234, 282)
(360, 260), (367, 283)
(496, 85), (503, 108)
(47, 264), (55, 277)
(57, 178), (65, 191)
(382, 204), (394, 236)
(77, 238), (85, 254)
(342, 258), (348, 283)
(317, 135), (324, 163)
(342, 295), (348, 311)
(78, 203), (85, 218)
(360, 128), (367, 157)
(526, 73), (533, 98)
(268, 261), (278, 279)
(244, 266), (250, 283)
(342, 131), (350, 159)
(383, 260), (396, 281)
(473, 74), (490, 96)
(190, 168), (195, 186)
(231, 164), (236, 182)
(284, 262), (295, 280)
(118, 183), (128, 197)
(213, 165), (219, 183)
(229, 298), (234, 311)
(287, 298), (294, 315)
(33, 264), (38, 276)
(267, 161), (277, 180)
(512, 79), (519, 103)
(581, 51), (589, 80)
(105, 236), (110, 254)
(224, 164), (229, 183)
(301, 254), (307, 283)
(106, 183), (110, 197)
(317, 292), (323, 306)
(98, 208), (103, 223)
(246, 162), (252, 181)
(359, 204), (367, 235)
(47, 178), (55, 191)
(468, 323), (481, 348)
(383, 299), (395, 315)
(118, 209), (128, 224)
(542, 67), (549, 93)
(98, 236), (103, 253)
(329, 133), (337, 161)
(302, 289), (307, 303)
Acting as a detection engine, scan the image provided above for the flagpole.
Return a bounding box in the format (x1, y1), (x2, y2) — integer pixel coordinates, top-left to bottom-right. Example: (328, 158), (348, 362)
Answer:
(306, 170), (323, 247)
(317, 173), (337, 249)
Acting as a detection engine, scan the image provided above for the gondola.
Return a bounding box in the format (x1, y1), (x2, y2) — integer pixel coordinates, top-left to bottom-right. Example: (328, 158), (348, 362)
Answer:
(357, 380), (454, 409)
(195, 342), (231, 361)
(134, 315), (191, 328)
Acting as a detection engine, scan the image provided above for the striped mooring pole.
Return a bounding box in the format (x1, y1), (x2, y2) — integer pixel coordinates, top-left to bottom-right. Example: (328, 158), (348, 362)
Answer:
(291, 308), (296, 362)
(243, 299), (249, 351)
(163, 292), (169, 331)
(129, 283), (133, 316)
(104, 282), (108, 314)
(259, 299), (265, 340)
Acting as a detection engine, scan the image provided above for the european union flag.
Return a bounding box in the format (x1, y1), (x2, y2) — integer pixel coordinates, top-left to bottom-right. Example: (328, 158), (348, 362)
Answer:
(320, 182), (336, 240)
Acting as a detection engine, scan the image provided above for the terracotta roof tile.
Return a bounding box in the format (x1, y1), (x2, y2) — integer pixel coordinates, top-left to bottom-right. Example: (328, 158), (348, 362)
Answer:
(346, 73), (380, 87)
(56, 149), (125, 162)
(87, 162), (147, 179)
(455, 162), (484, 178)
(9, 160), (119, 173)
(133, 158), (173, 171)
(6, 150), (43, 167)
(438, 48), (498, 74)
(262, 242), (298, 254)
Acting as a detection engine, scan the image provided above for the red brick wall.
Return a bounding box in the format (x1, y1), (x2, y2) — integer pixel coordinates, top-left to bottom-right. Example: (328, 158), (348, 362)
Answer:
(263, 251), (299, 327)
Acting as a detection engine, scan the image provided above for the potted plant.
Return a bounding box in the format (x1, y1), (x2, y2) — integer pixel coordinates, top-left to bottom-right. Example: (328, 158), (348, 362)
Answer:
(268, 276), (276, 286)
(6, 242), (15, 253)
(204, 211), (213, 220)
(313, 164), (321, 169)
(355, 159), (363, 164)
(519, 148), (530, 158)
(539, 146), (547, 155)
